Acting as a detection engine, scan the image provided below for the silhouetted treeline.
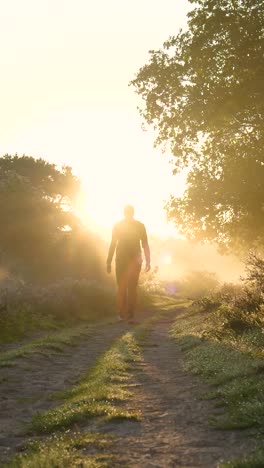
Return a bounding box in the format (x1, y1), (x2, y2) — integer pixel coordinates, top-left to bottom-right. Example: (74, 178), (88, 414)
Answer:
(0, 154), (106, 283)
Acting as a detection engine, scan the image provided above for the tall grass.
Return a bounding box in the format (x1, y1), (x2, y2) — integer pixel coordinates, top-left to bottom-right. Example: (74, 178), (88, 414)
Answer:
(0, 279), (115, 343)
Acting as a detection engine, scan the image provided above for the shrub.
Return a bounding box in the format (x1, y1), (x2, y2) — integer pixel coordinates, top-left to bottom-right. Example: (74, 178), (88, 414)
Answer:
(244, 251), (264, 292)
(177, 270), (220, 299)
(195, 254), (264, 336)
(0, 278), (115, 343)
(139, 267), (165, 295)
(194, 296), (221, 312)
(230, 287), (263, 315)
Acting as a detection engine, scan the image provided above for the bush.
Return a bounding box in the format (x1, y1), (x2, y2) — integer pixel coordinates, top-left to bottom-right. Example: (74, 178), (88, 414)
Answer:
(231, 287), (263, 315)
(194, 296), (221, 312)
(195, 253), (264, 336)
(177, 270), (220, 299)
(0, 278), (115, 343)
(43, 279), (115, 320)
(139, 267), (165, 295)
(244, 251), (264, 292)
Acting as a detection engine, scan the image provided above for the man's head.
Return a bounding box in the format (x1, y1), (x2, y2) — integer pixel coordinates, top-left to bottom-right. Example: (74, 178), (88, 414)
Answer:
(124, 204), (134, 220)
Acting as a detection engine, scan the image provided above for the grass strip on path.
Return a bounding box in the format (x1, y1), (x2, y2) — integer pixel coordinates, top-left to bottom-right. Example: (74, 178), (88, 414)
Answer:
(0, 316), (120, 367)
(31, 296), (189, 434)
(170, 306), (264, 467)
(6, 295), (188, 467)
(6, 328), (142, 467)
(6, 432), (114, 468)
(31, 331), (142, 434)
(0, 324), (93, 367)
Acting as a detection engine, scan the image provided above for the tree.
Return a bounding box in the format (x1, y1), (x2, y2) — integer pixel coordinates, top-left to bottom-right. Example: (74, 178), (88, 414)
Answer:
(0, 155), (102, 281)
(131, 0), (264, 253)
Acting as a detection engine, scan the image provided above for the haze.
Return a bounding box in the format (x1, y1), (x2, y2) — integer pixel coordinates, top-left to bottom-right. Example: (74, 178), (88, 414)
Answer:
(0, 0), (243, 280)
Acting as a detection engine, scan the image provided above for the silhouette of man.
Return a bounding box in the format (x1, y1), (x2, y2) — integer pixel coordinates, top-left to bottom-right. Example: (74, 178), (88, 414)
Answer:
(106, 205), (151, 324)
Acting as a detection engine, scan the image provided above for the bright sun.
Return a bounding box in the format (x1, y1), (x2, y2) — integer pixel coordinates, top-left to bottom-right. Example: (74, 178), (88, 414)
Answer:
(77, 185), (178, 241)
(162, 254), (172, 265)
(70, 111), (186, 241)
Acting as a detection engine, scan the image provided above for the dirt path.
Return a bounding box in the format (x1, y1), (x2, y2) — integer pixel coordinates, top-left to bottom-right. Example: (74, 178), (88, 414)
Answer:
(0, 320), (126, 465)
(101, 312), (252, 467)
(0, 309), (253, 467)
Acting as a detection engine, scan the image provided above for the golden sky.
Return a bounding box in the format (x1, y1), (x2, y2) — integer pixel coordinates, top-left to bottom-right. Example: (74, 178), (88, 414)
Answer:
(0, 0), (190, 238)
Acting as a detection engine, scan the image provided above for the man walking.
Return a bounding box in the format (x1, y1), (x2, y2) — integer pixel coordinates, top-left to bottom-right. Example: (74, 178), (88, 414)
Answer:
(106, 205), (151, 324)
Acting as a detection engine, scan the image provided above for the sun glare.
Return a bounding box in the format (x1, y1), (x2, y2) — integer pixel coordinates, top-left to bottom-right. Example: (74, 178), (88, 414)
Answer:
(0, 0), (190, 244)
(162, 254), (172, 265)
(77, 183), (179, 241)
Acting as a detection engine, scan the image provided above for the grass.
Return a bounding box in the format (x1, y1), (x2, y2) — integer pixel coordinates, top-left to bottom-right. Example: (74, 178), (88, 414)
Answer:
(170, 306), (264, 465)
(0, 324), (93, 367)
(0, 280), (117, 345)
(31, 331), (141, 434)
(0, 316), (120, 367)
(6, 432), (114, 468)
(0, 309), (58, 345)
(148, 294), (190, 311)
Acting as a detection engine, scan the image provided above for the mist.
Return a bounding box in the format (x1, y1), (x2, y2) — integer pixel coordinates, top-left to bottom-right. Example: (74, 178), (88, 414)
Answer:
(149, 236), (244, 284)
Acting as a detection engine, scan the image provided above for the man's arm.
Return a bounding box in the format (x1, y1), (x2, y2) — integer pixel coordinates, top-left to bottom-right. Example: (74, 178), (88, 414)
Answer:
(141, 225), (151, 272)
(106, 225), (118, 273)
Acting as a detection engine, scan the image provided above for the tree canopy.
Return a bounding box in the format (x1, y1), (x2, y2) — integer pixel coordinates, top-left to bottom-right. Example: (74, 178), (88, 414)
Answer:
(131, 0), (264, 253)
(0, 155), (103, 281)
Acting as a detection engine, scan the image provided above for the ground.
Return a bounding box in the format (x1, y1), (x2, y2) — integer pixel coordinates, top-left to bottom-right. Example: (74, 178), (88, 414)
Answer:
(0, 302), (254, 467)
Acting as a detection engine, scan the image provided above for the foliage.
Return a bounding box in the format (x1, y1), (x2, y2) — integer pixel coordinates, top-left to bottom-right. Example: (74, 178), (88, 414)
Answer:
(131, 0), (264, 252)
(197, 290), (263, 336)
(194, 253), (264, 339)
(0, 154), (103, 281)
(0, 325), (93, 366)
(0, 279), (115, 343)
(0, 155), (80, 254)
(192, 294), (221, 312)
(7, 432), (112, 468)
(170, 307), (264, 465)
(176, 270), (219, 299)
(138, 267), (166, 311)
(243, 251), (264, 292)
(139, 266), (165, 294)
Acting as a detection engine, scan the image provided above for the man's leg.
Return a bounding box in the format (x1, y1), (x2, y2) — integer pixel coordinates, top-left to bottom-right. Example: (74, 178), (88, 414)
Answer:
(127, 261), (141, 321)
(116, 262), (128, 319)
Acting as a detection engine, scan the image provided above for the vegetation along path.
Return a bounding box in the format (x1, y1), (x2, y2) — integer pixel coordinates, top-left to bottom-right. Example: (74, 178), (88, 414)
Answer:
(0, 298), (255, 467)
(0, 320), (125, 465)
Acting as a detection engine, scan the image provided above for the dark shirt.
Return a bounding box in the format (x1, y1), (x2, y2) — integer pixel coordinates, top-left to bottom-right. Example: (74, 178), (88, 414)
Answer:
(107, 219), (150, 265)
